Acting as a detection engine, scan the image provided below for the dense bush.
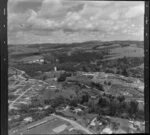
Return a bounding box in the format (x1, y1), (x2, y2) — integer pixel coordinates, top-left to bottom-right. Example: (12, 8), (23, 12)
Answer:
(69, 98), (78, 107)
(108, 81), (111, 85)
(128, 100), (139, 118)
(88, 94), (141, 120)
(57, 74), (66, 82)
(122, 68), (128, 77)
(51, 96), (66, 108)
(98, 97), (110, 107)
(55, 51), (105, 63)
(91, 82), (105, 91)
(117, 95), (125, 102)
(80, 92), (89, 104)
(57, 72), (72, 82)
(111, 122), (120, 130)
(15, 63), (54, 77)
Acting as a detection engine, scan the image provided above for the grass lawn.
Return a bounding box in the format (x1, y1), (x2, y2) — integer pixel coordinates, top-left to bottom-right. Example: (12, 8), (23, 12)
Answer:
(18, 118), (70, 134)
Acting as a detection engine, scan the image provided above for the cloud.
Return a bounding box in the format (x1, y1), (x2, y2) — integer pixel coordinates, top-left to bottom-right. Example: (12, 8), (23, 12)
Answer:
(8, 0), (145, 44)
(109, 11), (120, 20)
(125, 4), (145, 18)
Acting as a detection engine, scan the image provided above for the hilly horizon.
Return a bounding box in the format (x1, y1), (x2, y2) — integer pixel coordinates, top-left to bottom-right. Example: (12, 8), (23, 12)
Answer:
(8, 40), (144, 46)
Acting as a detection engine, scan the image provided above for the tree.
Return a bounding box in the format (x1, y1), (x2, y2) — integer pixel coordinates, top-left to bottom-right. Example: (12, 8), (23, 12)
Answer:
(82, 65), (88, 72)
(45, 107), (55, 115)
(42, 74), (47, 80)
(97, 113), (103, 121)
(108, 81), (111, 85)
(109, 99), (119, 116)
(91, 82), (104, 91)
(122, 68), (128, 77)
(104, 81), (107, 85)
(57, 74), (66, 82)
(128, 100), (139, 118)
(51, 96), (66, 108)
(44, 99), (51, 105)
(117, 95), (125, 102)
(70, 95), (73, 99)
(80, 92), (89, 104)
(88, 104), (98, 113)
(70, 98), (78, 107)
(75, 87), (80, 99)
(112, 122), (120, 130)
(98, 97), (110, 108)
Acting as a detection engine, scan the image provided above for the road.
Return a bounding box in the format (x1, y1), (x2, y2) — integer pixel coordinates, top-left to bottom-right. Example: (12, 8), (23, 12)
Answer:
(10, 114), (95, 135)
(9, 86), (34, 109)
(51, 113), (94, 134)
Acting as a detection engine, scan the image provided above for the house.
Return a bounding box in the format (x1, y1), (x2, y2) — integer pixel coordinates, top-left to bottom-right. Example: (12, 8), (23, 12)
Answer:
(82, 73), (95, 77)
(24, 117), (33, 122)
(90, 117), (97, 126)
(20, 56), (44, 64)
(101, 127), (113, 134)
(91, 96), (97, 99)
(44, 71), (65, 78)
(12, 115), (20, 120)
(53, 124), (68, 133)
(114, 129), (126, 134)
(77, 104), (88, 110)
(73, 108), (82, 114)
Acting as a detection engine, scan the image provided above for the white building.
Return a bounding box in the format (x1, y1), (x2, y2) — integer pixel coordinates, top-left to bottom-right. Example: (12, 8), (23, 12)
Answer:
(24, 117), (33, 122)
(101, 127), (113, 134)
(21, 56), (44, 64)
(90, 118), (97, 126)
(54, 66), (57, 72)
(53, 124), (68, 133)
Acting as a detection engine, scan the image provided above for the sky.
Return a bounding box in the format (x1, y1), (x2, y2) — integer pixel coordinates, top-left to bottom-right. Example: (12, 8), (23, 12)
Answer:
(8, 0), (145, 44)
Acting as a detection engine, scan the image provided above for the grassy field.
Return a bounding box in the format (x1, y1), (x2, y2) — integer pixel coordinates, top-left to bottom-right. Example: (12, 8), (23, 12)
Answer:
(11, 116), (71, 135)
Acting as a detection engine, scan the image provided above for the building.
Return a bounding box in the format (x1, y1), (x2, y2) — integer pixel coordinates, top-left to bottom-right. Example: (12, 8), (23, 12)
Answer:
(53, 124), (68, 133)
(77, 104), (88, 110)
(20, 56), (44, 64)
(101, 127), (113, 134)
(24, 117), (33, 122)
(73, 108), (82, 114)
(90, 117), (97, 126)
(54, 66), (57, 72)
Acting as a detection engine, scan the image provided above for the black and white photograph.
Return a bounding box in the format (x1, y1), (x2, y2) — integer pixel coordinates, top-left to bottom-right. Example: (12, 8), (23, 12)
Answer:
(7, 0), (146, 134)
